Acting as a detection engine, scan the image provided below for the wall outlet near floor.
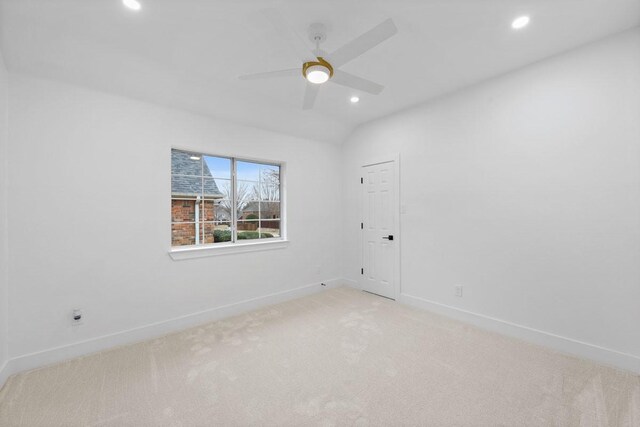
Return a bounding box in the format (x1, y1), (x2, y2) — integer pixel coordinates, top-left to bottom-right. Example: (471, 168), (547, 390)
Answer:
(72, 308), (83, 325)
(454, 285), (463, 297)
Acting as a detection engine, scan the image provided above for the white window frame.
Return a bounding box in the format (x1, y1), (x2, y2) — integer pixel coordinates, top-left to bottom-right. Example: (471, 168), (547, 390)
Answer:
(169, 149), (288, 260)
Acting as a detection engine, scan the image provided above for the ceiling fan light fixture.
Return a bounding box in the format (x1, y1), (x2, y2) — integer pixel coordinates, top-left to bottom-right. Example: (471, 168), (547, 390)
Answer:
(306, 67), (330, 84)
(303, 58), (334, 84)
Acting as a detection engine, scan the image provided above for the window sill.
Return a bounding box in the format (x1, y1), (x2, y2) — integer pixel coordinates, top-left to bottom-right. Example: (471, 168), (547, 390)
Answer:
(169, 239), (289, 260)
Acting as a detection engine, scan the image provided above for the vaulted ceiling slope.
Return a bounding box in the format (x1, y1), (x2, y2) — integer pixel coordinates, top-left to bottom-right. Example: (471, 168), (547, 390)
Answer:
(1, 0), (638, 143)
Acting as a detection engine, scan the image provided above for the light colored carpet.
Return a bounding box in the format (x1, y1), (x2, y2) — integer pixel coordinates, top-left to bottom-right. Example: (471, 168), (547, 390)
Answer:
(0, 287), (638, 426)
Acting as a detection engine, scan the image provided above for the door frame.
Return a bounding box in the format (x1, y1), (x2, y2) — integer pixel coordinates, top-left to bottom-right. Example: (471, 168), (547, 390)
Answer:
(359, 154), (401, 300)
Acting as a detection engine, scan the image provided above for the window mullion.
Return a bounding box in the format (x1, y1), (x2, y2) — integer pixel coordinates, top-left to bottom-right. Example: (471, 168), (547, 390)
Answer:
(195, 157), (203, 246)
(258, 168), (261, 239)
(232, 158), (237, 243)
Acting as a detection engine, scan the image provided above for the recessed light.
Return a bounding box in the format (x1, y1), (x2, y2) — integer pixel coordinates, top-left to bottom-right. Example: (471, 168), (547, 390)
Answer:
(511, 16), (530, 29)
(350, 96), (360, 103)
(123, 0), (141, 11)
(190, 156), (201, 161)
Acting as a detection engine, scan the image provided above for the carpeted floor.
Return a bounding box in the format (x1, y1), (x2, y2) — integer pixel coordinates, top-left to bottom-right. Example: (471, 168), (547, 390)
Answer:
(0, 287), (638, 426)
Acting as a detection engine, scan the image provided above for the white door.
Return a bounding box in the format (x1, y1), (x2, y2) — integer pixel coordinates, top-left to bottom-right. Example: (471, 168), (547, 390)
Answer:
(361, 161), (398, 299)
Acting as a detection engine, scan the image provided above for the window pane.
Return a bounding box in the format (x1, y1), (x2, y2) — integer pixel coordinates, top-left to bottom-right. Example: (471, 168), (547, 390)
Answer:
(171, 199), (197, 222)
(237, 219), (259, 231)
(237, 200), (260, 221)
(259, 164), (280, 201)
(205, 199), (232, 222)
(261, 182), (280, 201)
(171, 149), (202, 176)
(203, 155), (231, 179)
(259, 220), (280, 239)
(202, 222), (215, 244)
(237, 180), (259, 203)
(202, 222), (232, 244)
(213, 178), (232, 200)
(201, 199), (233, 222)
(213, 222), (232, 243)
(259, 201), (280, 219)
(171, 175), (202, 199)
(237, 221), (261, 241)
(172, 222), (197, 246)
(236, 161), (261, 181)
(202, 177), (224, 200)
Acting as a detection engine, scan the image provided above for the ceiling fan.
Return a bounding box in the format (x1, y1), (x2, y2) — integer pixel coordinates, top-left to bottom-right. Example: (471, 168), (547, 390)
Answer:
(239, 10), (398, 110)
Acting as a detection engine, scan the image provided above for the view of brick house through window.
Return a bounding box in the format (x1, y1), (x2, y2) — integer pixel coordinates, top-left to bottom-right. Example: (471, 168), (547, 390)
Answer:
(171, 149), (282, 247)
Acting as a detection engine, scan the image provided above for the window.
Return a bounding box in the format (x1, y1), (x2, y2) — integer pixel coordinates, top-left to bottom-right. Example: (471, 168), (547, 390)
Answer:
(171, 149), (283, 247)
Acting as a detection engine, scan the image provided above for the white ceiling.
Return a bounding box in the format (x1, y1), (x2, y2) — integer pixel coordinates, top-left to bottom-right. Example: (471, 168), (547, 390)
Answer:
(1, 0), (639, 143)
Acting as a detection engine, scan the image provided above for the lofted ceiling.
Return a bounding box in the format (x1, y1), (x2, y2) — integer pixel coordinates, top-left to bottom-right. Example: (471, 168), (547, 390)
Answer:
(1, 0), (639, 143)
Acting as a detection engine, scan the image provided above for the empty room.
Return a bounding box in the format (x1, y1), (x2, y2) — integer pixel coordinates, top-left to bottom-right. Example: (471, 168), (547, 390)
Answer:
(0, 0), (639, 425)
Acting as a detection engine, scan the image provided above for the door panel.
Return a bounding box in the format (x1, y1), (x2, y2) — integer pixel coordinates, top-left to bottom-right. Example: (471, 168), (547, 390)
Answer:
(361, 161), (397, 299)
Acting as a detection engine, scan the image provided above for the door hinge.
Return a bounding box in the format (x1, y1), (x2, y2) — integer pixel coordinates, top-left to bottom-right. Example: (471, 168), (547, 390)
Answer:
(360, 177), (363, 184)
(360, 222), (363, 229)
(361, 268), (364, 275)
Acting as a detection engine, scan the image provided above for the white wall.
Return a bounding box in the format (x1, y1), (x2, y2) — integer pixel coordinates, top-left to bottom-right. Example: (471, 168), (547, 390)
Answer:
(5, 75), (342, 367)
(342, 29), (640, 371)
(0, 50), (9, 380)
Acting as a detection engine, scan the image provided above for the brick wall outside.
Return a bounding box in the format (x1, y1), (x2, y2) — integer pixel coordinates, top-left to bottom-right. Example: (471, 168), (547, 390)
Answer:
(171, 199), (217, 246)
(171, 222), (196, 246)
(172, 199), (195, 222)
(203, 200), (215, 221)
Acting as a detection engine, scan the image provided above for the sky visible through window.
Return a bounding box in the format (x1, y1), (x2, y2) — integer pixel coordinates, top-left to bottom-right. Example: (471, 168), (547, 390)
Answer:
(204, 156), (231, 179)
(204, 156), (279, 188)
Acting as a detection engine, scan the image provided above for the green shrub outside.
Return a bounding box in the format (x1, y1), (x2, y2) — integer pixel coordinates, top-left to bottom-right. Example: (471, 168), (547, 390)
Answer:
(238, 231), (274, 239)
(213, 229), (232, 242)
(213, 229), (274, 242)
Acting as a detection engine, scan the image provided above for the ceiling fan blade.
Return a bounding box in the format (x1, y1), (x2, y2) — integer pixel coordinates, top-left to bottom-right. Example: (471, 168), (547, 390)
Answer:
(262, 9), (318, 63)
(302, 83), (319, 110)
(325, 19), (397, 68)
(239, 68), (300, 80)
(330, 70), (384, 95)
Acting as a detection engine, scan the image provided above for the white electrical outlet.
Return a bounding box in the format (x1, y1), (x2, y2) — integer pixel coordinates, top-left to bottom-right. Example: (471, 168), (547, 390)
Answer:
(454, 285), (463, 297)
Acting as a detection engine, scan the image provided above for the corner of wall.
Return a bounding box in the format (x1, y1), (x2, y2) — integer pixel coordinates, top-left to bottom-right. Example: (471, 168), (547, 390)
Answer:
(0, 48), (10, 389)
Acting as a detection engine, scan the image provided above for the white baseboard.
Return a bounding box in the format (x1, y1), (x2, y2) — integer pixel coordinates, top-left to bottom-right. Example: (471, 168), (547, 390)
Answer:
(399, 293), (640, 374)
(0, 279), (346, 388)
